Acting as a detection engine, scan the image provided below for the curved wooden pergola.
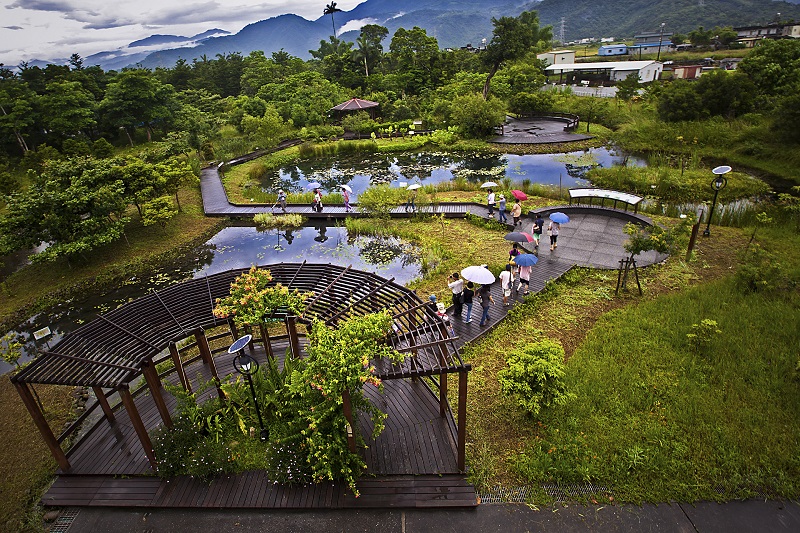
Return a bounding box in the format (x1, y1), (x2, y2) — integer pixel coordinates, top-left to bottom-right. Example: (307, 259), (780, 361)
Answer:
(13, 262), (471, 476)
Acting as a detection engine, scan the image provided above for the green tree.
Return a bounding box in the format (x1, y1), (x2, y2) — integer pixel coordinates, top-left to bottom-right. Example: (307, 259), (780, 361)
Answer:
(352, 25), (388, 77)
(388, 27), (441, 95)
(688, 26), (714, 47)
(0, 78), (36, 153)
(141, 196), (178, 229)
(738, 39), (800, 97)
(657, 80), (704, 122)
(241, 105), (292, 149)
(99, 70), (176, 146)
(615, 72), (641, 109)
(498, 339), (572, 416)
(449, 93), (506, 138)
(773, 87), (800, 143)
(694, 70), (756, 119)
(481, 11), (551, 99)
(40, 80), (97, 143)
(323, 2), (343, 39)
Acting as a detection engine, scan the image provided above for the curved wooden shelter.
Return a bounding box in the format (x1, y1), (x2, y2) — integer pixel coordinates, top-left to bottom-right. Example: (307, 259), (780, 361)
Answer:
(13, 262), (471, 481)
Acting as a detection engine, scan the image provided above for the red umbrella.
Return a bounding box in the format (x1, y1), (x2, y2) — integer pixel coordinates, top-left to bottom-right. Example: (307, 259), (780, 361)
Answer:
(504, 232), (535, 243)
(511, 189), (528, 201)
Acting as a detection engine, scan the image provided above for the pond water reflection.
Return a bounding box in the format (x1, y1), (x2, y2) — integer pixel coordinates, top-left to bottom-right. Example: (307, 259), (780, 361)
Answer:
(1, 225), (421, 375)
(260, 148), (646, 198)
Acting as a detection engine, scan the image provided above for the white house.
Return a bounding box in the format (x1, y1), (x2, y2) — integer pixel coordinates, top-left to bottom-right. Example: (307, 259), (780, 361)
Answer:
(537, 49), (576, 66)
(545, 60), (664, 82)
(598, 44), (628, 56)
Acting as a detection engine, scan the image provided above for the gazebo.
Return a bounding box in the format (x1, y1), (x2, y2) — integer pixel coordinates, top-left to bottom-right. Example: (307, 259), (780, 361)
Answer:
(329, 97), (380, 120)
(15, 263), (474, 507)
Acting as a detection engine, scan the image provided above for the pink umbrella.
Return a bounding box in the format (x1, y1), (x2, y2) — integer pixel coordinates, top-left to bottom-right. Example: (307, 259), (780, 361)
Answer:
(511, 190), (528, 201)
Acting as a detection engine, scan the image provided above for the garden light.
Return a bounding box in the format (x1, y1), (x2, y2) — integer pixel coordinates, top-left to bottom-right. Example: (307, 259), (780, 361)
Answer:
(703, 165), (731, 237)
(229, 334), (268, 442)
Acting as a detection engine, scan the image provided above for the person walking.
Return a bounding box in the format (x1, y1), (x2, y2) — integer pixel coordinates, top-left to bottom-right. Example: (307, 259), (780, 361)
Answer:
(487, 189), (496, 219)
(447, 272), (464, 318)
(532, 213), (544, 251)
(463, 282), (475, 323)
(313, 188), (323, 212)
(518, 262), (532, 295)
(478, 283), (494, 327)
(548, 219), (560, 251)
(405, 189), (417, 212)
(342, 186), (352, 212)
(277, 189), (287, 213)
(511, 200), (522, 227)
(498, 194), (508, 223)
(499, 264), (513, 306)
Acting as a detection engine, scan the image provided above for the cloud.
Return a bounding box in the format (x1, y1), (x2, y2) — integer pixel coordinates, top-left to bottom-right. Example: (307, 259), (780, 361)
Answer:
(339, 18), (378, 35)
(4, 26), (24, 30)
(6, 0), (78, 12)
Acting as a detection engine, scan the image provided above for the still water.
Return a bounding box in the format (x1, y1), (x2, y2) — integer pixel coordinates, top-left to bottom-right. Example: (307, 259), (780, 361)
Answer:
(1, 225), (422, 374)
(260, 148), (645, 197)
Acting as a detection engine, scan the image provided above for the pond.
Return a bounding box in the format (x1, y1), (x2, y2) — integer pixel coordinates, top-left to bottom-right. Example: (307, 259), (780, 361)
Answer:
(1, 224), (422, 375)
(259, 148), (646, 197)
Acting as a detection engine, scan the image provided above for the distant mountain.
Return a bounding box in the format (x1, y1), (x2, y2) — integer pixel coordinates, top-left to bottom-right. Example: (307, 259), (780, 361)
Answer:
(93, 0), (800, 70)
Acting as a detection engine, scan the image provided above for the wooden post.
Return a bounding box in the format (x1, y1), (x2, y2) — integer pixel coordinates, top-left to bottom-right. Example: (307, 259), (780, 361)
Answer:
(13, 381), (70, 472)
(169, 342), (191, 393)
(119, 385), (158, 471)
(244, 324), (256, 351)
(686, 219), (702, 262)
(439, 372), (448, 417)
(228, 318), (239, 341)
(195, 328), (225, 400)
(142, 361), (173, 428)
(286, 316), (301, 360)
(457, 371), (468, 472)
(259, 323), (274, 361)
(341, 389), (357, 453)
(91, 386), (116, 424)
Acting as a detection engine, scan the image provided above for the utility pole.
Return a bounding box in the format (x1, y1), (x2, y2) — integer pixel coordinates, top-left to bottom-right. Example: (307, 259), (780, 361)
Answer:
(657, 22), (666, 61)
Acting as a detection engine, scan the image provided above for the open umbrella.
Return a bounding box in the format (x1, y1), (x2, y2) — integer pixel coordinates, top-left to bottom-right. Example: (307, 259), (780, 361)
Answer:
(461, 265), (496, 285)
(480, 181), (498, 189)
(510, 189), (528, 201)
(340, 184), (353, 193)
(511, 253), (538, 266)
(549, 212), (570, 224)
(306, 181), (322, 190)
(406, 183), (422, 191)
(504, 231), (535, 243)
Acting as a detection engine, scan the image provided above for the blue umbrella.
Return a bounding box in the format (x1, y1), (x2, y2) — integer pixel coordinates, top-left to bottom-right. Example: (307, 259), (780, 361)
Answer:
(549, 212), (570, 224)
(306, 182), (322, 190)
(512, 253), (538, 266)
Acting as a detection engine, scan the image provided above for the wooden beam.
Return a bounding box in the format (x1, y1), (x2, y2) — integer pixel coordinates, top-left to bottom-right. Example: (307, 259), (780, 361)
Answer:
(142, 361), (173, 429)
(439, 372), (448, 418)
(457, 371), (468, 473)
(169, 342), (191, 393)
(14, 381), (70, 472)
(259, 324), (274, 361)
(119, 385), (158, 472)
(341, 389), (357, 453)
(286, 316), (301, 360)
(91, 386), (116, 425)
(195, 328), (225, 400)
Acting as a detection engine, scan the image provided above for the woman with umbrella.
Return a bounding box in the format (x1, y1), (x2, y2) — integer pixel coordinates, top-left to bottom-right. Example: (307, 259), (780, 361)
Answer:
(512, 253), (538, 295)
(486, 189), (496, 219)
(341, 184), (352, 212)
(313, 188), (323, 212)
(548, 212), (570, 251)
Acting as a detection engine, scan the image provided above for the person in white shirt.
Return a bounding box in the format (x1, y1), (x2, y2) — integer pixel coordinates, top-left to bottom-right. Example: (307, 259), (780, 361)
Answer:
(487, 189), (496, 219)
(499, 264), (512, 306)
(447, 272), (464, 317)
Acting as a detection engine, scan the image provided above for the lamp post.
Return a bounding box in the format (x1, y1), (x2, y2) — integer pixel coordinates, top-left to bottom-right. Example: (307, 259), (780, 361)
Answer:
(703, 165), (731, 237)
(229, 334), (268, 442)
(657, 22), (666, 61)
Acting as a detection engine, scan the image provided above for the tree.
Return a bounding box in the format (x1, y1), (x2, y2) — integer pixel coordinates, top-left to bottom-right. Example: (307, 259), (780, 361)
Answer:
(323, 2), (343, 39)
(694, 70), (756, 119)
(481, 11), (551, 99)
(657, 80), (704, 122)
(615, 72), (641, 109)
(449, 93), (506, 138)
(0, 78), (36, 153)
(40, 80), (97, 143)
(388, 27), (441, 95)
(158, 158), (198, 212)
(738, 39), (800, 97)
(141, 196), (178, 229)
(773, 87), (800, 143)
(99, 70), (175, 146)
(352, 25), (388, 77)
(688, 26), (714, 47)
(241, 105), (292, 149)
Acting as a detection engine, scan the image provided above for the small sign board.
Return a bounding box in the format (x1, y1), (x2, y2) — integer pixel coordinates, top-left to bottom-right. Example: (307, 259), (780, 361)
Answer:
(33, 326), (51, 340)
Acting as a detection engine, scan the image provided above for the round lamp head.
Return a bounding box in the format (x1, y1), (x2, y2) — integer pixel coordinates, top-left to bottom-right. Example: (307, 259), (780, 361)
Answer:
(712, 165), (732, 175)
(228, 334), (252, 355)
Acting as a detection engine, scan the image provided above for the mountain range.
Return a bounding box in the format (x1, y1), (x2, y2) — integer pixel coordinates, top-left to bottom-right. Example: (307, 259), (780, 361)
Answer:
(67, 0), (800, 71)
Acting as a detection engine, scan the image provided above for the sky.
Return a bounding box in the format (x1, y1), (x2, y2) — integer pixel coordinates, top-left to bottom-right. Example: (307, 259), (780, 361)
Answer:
(0, 0), (362, 66)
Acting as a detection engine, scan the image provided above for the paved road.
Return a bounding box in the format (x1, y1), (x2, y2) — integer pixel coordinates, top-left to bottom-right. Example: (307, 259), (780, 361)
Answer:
(61, 499), (800, 532)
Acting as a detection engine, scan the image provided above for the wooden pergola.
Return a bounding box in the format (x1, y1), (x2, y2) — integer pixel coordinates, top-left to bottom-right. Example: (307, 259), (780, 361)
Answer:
(13, 262), (471, 475)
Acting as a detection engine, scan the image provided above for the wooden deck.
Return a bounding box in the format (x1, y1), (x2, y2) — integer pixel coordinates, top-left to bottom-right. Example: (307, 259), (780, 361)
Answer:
(44, 337), (476, 508)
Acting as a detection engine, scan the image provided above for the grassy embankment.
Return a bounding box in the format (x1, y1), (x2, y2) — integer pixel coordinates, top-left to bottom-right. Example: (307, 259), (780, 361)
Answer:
(0, 184), (222, 531)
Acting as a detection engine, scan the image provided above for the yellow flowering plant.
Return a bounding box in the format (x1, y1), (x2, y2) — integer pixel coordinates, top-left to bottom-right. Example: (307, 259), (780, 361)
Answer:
(213, 266), (312, 325)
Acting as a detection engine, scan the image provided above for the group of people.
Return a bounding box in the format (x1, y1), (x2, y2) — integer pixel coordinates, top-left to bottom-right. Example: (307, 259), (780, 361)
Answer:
(444, 272), (495, 327)
(277, 186), (352, 213)
(485, 189), (523, 227)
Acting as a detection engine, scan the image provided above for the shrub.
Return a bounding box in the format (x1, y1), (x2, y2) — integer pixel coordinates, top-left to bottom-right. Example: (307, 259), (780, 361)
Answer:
(253, 212), (305, 228)
(686, 319), (722, 353)
(734, 244), (793, 293)
(357, 184), (405, 218)
(498, 339), (573, 416)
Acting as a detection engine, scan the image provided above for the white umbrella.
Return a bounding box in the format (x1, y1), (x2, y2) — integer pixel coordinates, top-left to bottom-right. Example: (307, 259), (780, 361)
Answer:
(480, 181), (498, 188)
(461, 265), (496, 285)
(407, 183), (422, 191)
(340, 184), (353, 193)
